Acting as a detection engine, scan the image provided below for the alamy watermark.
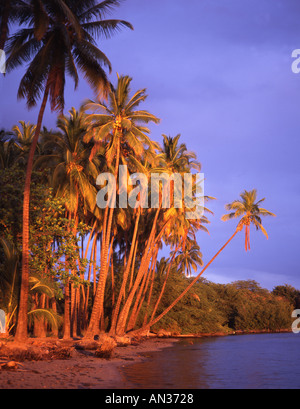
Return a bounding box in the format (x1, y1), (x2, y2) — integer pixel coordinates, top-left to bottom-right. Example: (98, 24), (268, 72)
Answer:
(291, 49), (300, 74)
(0, 50), (6, 74)
(0, 310), (5, 334)
(292, 310), (300, 334)
(96, 166), (205, 220)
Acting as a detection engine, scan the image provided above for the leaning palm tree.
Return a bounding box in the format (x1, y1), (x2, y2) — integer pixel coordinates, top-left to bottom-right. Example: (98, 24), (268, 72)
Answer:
(131, 189), (275, 335)
(116, 135), (206, 334)
(83, 74), (160, 339)
(6, 0), (133, 342)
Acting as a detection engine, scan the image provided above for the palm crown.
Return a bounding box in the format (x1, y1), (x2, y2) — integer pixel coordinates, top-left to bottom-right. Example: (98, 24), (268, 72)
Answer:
(6, 0), (133, 111)
(83, 74), (160, 165)
(221, 189), (276, 251)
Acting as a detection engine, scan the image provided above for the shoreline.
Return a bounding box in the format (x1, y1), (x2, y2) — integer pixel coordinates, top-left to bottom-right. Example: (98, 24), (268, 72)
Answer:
(173, 329), (292, 338)
(0, 338), (179, 389)
(0, 330), (292, 389)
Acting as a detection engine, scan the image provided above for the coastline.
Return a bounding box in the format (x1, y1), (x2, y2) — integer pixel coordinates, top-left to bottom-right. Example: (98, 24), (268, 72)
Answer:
(0, 330), (292, 389)
(0, 338), (179, 389)
(174, 329), (292, 338)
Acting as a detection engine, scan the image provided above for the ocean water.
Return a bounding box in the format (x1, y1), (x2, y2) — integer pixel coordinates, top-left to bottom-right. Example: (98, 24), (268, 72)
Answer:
(122, 333), (300, 389)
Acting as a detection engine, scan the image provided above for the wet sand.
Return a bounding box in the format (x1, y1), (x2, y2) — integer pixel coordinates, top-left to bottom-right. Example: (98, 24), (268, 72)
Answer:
(0, 338), (178, 389)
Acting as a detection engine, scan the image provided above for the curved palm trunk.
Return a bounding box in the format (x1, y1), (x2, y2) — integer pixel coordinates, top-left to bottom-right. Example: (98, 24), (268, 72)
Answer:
(126, 262), (150, 332)
(109, 207), (141, 335)
(116, 206), (161, 335)
(129, 239), (138, 291)
(111, 254), (115, 308)
(149, 245), (179, 324)
(127, 246), (159, 331)
(93, 236), (98, 296)
(143, 249), (158, 325)
(83, 233), (97, 330)
(84, 220), (97, 259)
(14, 86), (49, 343)
(131, 228), (241, 335)
(69, 210), (79, 337)
(85, 139), (120, 339)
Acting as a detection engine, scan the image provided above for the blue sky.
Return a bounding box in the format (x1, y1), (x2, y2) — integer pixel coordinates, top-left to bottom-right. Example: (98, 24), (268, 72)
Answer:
(1, 0), (300, 290)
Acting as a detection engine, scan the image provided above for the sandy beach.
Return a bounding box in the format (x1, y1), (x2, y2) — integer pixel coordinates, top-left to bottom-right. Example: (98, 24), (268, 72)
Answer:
(0, 338), (178, 389)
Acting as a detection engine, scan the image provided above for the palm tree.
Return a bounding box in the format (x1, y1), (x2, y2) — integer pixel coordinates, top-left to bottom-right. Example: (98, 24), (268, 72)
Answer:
(1, 0), (60, 51)
(161, 134), (201, 173)
(0, 0), (27, 51)
(109, 152), (163, 334)
(12, 121), (38, 166)
(114, 134), (206, 334)
(221, 189), (276, 251)
(42, 107), (99, 216)
(137, 135), (204, 328)
(176, 239), (203, 277)
(6, 1), (132, 342)
(0, 237), (19, 336)
(131, 189), (275, 335)
(83, 74), (160, 338)
(38, 107), (100, 338)
(0, 238), (59, 337)
(0, 130), (16, 169)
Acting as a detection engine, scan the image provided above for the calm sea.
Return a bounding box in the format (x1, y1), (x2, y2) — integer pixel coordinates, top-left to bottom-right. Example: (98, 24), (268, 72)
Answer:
(122, 333), (300, 389)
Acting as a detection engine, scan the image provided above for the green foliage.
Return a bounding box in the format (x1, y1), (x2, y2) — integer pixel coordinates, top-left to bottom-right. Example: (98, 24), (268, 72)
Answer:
(0, 166), (91, 316)
(272, 284), (300, 308)
(0, 237), (19, 316)
(150, 277), (294, 334)
(29, 187), (90, 288)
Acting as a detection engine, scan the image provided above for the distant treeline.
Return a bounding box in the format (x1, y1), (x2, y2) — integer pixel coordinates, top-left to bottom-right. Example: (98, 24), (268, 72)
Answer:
(145, 276), (300, 335)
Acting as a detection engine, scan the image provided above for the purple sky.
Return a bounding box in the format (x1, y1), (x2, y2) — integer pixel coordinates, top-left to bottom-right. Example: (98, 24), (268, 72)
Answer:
(1, 0), (300, 290)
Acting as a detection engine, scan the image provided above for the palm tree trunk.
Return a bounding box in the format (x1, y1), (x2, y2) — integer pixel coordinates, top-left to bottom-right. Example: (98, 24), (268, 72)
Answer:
(84, 220), (97, 259)
(129, 239), (138, 291)
(85, 139), (120, 339)
(127, 267), (151, 332)
(70, 211), (79, 337)
(245, 225), (250, 251)
(132, 228), (241, 335)
(33, 294), (47, 338)
(111, 255), (115, 309)
(83, 285), (90, 331)
(14, 85), (49, 343)
(149, 245), (179, 324)
(127, 246), (158, 331)
(110, 207), (140, 334)
(116, 206), (161, 335)
(63, 279), (71, 339)
(78, 284), (85, 334)
(50, 296), (58, 338)
(93, 236), (98, 296)
(116, 247), (153, 335)
(70, 283), (76, 337)
(143, 249), (158, 325)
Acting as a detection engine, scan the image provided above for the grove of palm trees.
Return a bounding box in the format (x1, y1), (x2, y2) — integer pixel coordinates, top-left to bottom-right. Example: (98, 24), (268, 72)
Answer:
(0, 0), (281, 350)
